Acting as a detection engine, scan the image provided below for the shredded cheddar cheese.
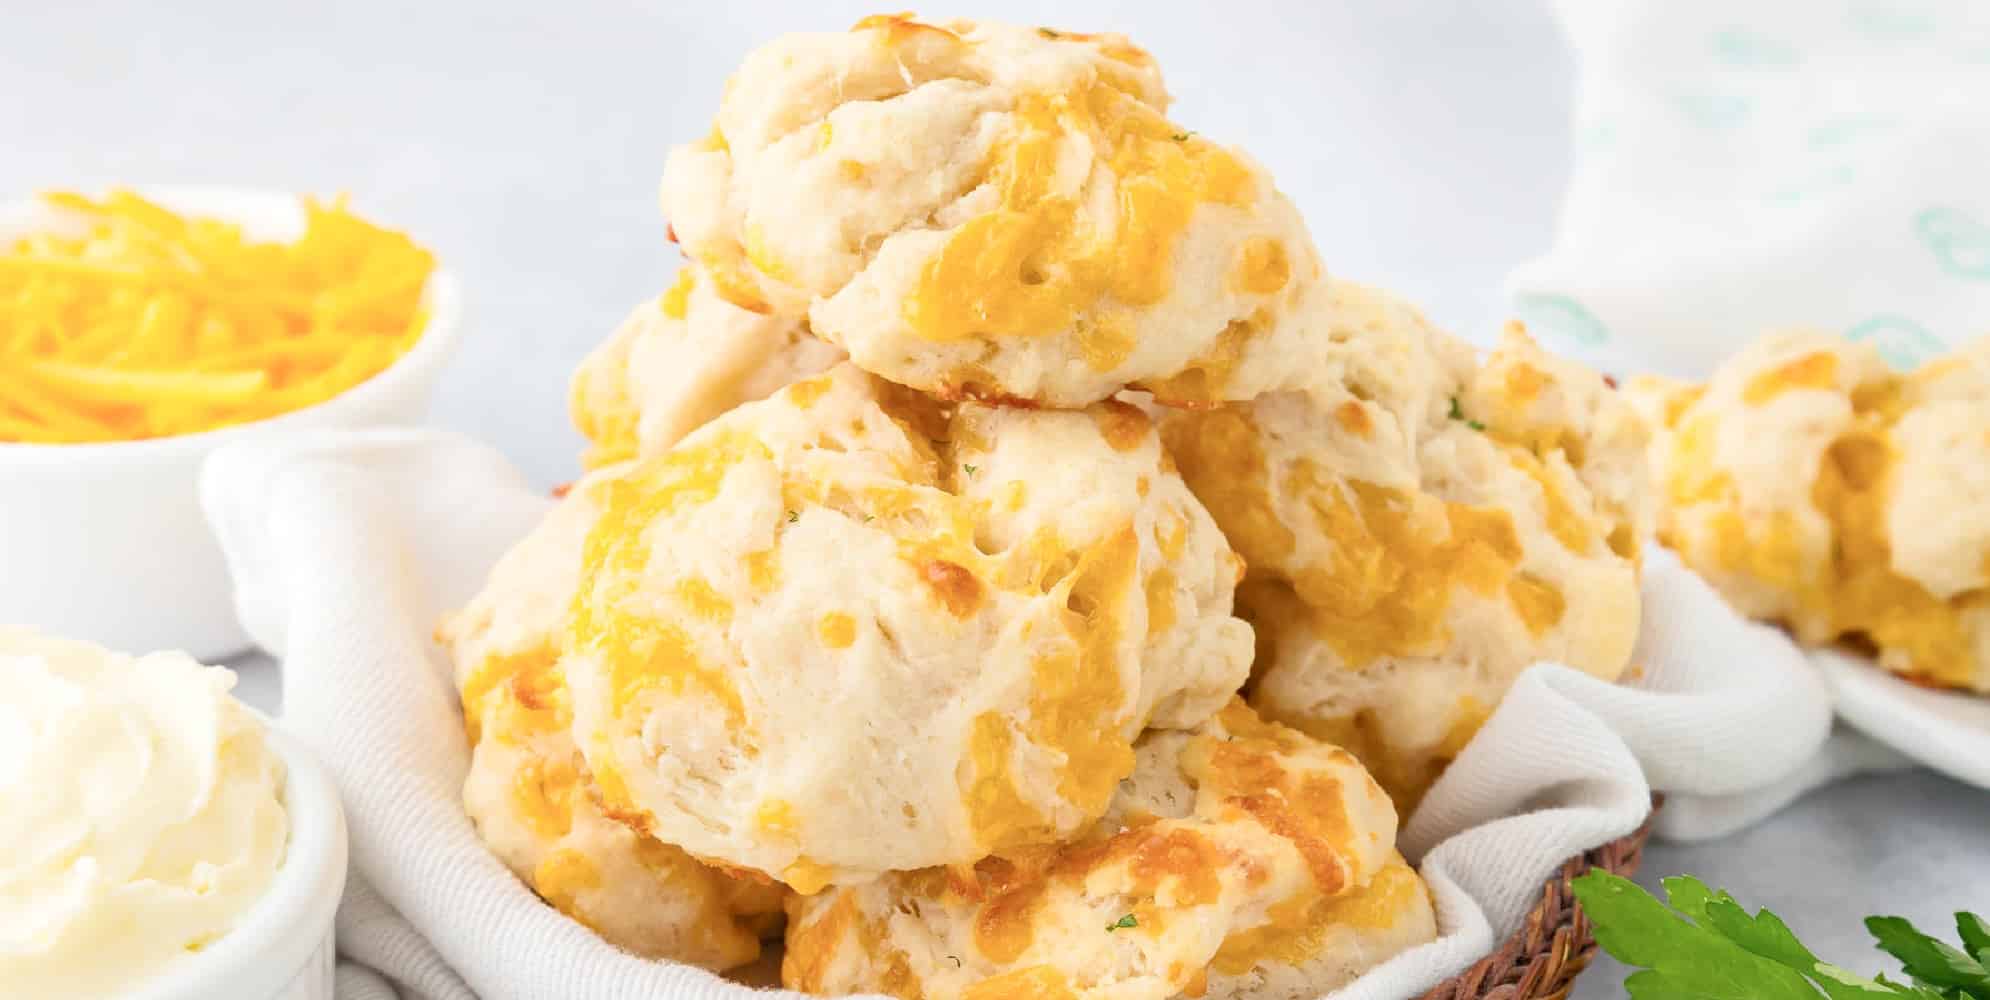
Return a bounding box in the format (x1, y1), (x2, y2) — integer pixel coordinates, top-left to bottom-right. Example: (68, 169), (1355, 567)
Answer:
(0, 189), (435, 443)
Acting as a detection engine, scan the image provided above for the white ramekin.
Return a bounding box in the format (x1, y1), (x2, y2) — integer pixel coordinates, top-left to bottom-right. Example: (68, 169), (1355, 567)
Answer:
(0, 187), (462, 660)
(127, 718), (348, 1000)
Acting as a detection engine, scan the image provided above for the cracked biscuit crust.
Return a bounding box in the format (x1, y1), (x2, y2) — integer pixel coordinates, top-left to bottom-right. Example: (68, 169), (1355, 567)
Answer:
(662, 15), (1326, 408)
(782, 700), (1434, 1000)
(1629, 331), (1989, 693)
(562, 363), (1254, 890)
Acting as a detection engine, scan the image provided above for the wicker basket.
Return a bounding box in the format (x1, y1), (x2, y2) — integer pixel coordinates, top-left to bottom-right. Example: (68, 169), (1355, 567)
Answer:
(1417, 806), (1657, 1000)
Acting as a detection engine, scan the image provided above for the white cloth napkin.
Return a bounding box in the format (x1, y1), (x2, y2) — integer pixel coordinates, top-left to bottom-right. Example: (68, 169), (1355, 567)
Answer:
(201, 429), (1843, 1000)
(1507, 0), (1981, 798)
(1509, 0), (1990, 380)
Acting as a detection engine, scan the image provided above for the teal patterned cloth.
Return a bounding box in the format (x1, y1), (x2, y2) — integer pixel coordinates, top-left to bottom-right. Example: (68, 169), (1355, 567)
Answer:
(1508, 0), (1990, 378)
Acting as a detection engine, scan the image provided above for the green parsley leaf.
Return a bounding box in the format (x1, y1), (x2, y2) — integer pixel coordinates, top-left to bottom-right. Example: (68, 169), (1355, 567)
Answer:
(1571, 871), (1816, 999)
(962, 464), (977, 477)
(1682, 878), (1919, 1000)
(787, 510), (799, 523)
(1666, 877), (1815, 971)
(1868, 916), (1990, 996)
(1106, 913), (1137, 932)
(1448, 396), (1465, 421)
(1957, 913), (1990, 966)
(1468, 419), (1488, 432)
(1577, 871), (1989, 1000)
(1171, 132), (1191, 142)
(1572, 871), (1944, 1000)
(1038, 27), (1061, 38)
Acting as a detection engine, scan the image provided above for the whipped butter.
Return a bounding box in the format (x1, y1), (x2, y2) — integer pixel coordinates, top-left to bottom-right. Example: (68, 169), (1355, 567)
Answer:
(0, 627), (289, 999)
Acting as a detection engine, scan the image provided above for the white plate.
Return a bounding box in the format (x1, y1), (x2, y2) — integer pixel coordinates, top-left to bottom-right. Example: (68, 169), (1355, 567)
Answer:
(1815, 648), (1990, 790)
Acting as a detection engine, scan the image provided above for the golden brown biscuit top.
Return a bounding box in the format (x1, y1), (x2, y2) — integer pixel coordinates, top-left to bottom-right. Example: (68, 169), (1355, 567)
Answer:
(1630, 330), (1989, 691)
(661, 15), (1327, 408)
(780, 700), (1427, 1000)
(559, 364), (1253, 889)
(1165, 308), (1649, 810)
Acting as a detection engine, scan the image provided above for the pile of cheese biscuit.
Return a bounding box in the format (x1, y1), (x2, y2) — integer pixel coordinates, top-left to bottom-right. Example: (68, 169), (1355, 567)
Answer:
(441, 15), (1663, 999)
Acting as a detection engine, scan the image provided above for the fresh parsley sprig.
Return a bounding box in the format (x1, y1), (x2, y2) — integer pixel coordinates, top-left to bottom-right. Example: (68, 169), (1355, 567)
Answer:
(1869, 914), (1990, 997)
(1573, 870), (1990, 999)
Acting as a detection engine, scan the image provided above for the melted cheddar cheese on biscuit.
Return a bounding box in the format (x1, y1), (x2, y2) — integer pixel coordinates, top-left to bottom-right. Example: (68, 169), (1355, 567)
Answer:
(1164, 296), (1651, 811)
(561, 363), (1254, 890)
(441, 488), (786, 970)
(1628, 331), (1990, 693)
(661, 15), (1326, 408)
(570, 266), (843, 468)
(781, 699), (1434, 1000)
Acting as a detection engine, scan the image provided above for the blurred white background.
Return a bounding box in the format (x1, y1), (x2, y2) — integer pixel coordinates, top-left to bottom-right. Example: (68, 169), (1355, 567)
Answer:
(8, 4), (1983, 998)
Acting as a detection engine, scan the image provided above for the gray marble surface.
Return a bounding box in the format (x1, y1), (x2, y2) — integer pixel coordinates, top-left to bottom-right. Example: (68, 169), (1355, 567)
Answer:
(9, 2), (1986, 997)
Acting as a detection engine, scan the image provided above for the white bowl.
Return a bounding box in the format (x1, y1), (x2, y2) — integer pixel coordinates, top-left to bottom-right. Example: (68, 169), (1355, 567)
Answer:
(128, 717), (348, 1000)
(0, 187), (462, 660)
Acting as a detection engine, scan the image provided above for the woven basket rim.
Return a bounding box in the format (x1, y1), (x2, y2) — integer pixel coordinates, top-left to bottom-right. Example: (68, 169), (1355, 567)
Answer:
(1414, 798), (1659, 1000)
